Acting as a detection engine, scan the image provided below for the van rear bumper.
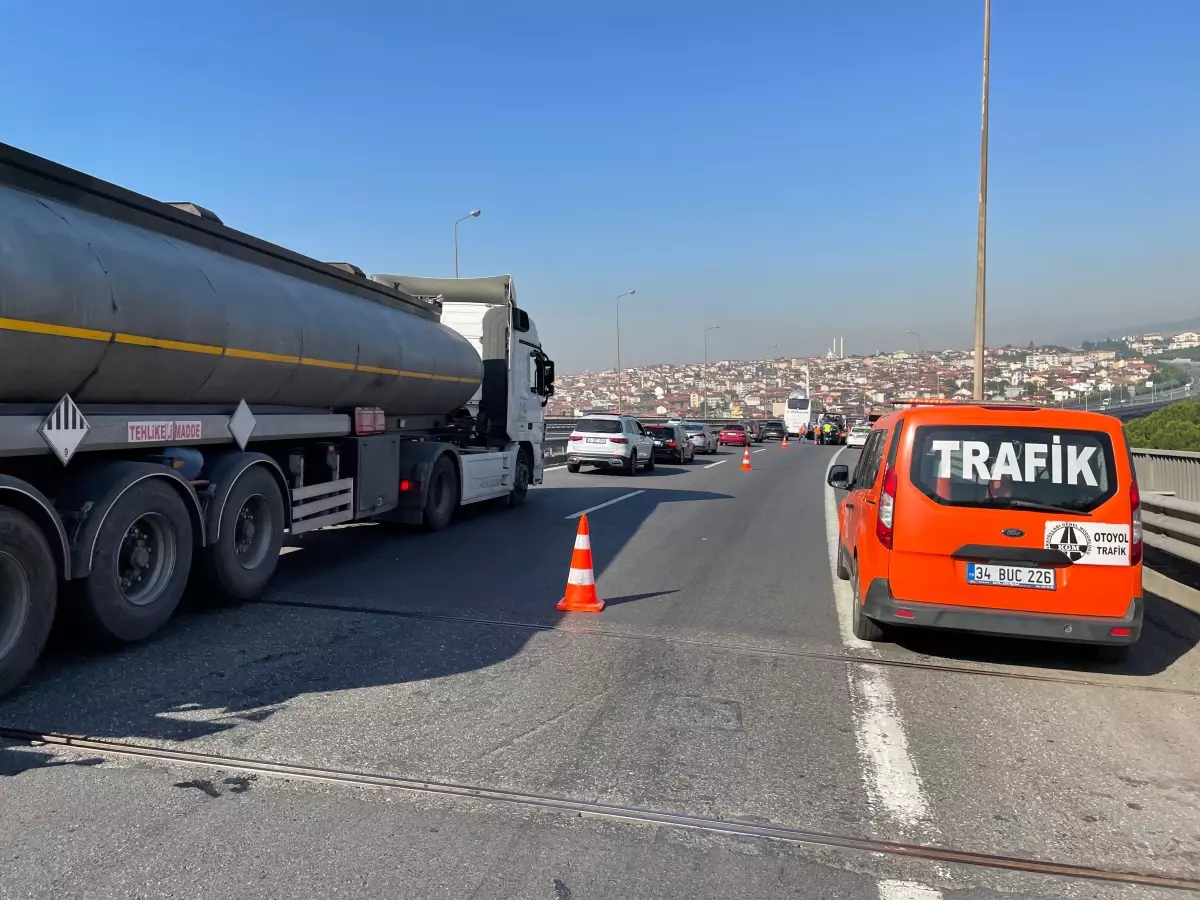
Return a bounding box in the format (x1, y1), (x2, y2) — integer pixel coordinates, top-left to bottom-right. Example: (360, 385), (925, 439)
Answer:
(862, 578), (1142, 644)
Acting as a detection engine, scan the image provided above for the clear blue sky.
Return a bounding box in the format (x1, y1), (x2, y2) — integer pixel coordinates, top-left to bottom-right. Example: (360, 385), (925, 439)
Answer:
(2, 1), (1197, 370)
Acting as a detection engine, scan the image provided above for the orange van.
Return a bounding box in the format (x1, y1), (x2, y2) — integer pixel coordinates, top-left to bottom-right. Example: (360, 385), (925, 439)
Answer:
(827, 403), (1142, 660)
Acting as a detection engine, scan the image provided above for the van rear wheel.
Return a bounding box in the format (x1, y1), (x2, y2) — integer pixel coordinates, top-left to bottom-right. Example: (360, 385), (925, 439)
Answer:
(851, 560), (888, 642)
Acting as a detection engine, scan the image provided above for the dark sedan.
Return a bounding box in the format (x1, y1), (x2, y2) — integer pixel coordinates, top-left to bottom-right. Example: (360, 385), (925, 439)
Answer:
(762, 420), (786, 440)
(645, 424), (695, 464)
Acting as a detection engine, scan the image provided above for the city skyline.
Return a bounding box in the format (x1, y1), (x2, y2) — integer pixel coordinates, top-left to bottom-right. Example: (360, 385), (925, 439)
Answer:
(1, 2), (1196, 371)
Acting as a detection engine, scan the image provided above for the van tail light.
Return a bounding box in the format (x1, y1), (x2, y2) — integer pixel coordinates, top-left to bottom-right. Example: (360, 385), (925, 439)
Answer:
(610, 437), (629, 444)
(876, 466), (897, 549)
(1130, 478), (1143, 565)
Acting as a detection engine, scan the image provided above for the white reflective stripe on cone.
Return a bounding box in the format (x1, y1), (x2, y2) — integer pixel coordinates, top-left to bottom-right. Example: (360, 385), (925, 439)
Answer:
(574, 533), (591, 550)
(567, 568), (595, 585)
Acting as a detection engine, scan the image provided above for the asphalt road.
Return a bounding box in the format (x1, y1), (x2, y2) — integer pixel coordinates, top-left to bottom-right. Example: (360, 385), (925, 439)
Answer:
(2, 442), (1199, 900)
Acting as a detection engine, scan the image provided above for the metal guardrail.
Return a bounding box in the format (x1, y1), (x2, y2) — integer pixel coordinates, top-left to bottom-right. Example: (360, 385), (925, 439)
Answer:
(1142, 493), (1200, 568)
(1132, 448), (1200, 503)
(543, 437), (569, 463)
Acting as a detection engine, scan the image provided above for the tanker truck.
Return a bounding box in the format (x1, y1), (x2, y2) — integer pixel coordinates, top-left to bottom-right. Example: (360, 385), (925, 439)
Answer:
(0, 143), (556, 696)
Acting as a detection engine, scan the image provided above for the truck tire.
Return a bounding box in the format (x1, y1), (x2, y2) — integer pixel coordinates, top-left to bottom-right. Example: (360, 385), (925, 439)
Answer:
(0, 508), (57, 697)
(200, 467), (285, 602)
(68, 479), (194, 644)
(504, 450), (531, 508)
(424, 455), (459, 532)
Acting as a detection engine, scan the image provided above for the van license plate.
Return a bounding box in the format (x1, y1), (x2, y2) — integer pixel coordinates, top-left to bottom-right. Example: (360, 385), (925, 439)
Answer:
(966, 563), (1056, 590)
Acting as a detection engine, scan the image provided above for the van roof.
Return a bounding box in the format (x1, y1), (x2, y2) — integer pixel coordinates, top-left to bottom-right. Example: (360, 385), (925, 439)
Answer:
(873, 403), (1125, 434)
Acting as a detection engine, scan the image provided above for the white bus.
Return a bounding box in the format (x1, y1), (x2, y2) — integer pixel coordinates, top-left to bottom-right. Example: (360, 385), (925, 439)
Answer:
(783, 389), (824, 437)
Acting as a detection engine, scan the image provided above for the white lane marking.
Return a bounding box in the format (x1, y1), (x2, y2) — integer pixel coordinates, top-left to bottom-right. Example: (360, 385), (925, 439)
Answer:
(543, 464), (567, 472)
(564, 490), (645, 520)
(878, 881), (942, 900)
(704, 459), (727, 469)
(852, 665), (930, 829)
(752, 448), (765, 453)
(824, 448), (871, 651)
(824, 448), (938, 876)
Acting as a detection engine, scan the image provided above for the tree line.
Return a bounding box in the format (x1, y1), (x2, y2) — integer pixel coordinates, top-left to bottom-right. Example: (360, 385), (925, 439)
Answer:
(1125, 400), (1200, 452)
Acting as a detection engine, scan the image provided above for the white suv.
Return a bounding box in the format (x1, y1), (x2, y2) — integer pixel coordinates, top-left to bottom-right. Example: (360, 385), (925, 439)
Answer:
(566, 415), (655, 475)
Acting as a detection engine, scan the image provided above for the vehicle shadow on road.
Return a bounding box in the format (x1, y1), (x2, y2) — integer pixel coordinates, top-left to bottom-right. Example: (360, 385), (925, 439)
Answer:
(884, 590), (1200, 677)
(0, 743), (104, 778)
(0, 485), (731, 744)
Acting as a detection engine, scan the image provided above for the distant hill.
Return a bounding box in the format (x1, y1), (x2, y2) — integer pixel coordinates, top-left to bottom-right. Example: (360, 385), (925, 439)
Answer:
(1068, 314), (1200, 345)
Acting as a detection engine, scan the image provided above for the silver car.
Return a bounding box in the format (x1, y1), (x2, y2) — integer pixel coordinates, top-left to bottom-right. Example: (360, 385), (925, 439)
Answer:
(566, 414), (656, 475)
(678, 420), (718, 454)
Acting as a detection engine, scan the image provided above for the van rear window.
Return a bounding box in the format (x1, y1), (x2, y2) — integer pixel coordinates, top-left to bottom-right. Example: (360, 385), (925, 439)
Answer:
(909, 425), (1118, 514)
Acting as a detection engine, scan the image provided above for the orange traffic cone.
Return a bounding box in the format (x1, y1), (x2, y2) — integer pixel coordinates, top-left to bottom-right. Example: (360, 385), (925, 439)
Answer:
(781, 434), (789, 449)
(557, 514), (604, 612)
(741, 446), (752, 471)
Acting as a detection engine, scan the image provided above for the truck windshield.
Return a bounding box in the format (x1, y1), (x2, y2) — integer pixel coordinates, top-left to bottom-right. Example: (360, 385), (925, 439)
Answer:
(909, 425), (1118, 513)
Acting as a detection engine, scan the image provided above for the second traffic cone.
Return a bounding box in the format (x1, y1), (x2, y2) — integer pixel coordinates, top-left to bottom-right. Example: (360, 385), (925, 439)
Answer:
(557, 514), (604, 612)
(781, 434), (789, 449)
(741, 446), (752, 471)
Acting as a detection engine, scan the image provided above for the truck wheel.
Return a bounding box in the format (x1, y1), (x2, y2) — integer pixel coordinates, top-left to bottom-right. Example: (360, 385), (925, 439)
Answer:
(201, 467), (285, 601)
(505, 451), (531, 508)
(70, 480), (193, 644)
(0, 508), (57, 697)
(424, 455), (459, 532)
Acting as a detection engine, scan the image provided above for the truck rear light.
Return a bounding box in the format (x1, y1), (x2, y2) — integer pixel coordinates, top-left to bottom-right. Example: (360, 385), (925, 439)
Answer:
(1130, 478), (1143, 565)
(610, 437), (629, 444)
(400, 479), (420, 492)
(876, 466), (897, 549)
(355, 407), (385, 435)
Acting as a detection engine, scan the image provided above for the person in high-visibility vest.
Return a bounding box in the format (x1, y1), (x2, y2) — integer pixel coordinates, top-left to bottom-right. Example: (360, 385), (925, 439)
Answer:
(822, 421), (834, 444)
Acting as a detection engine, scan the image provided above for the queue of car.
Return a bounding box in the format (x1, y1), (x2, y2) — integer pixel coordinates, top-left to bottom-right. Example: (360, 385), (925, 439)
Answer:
(568, 414), (787, 474)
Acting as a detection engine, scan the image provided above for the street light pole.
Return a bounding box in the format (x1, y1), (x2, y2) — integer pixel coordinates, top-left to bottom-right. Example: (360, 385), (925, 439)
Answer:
(614, 290), (636, 413)
(703, 326), (720, 418)
(905, 330), (923, 396)
(972, 0), (991, 400)
(453, 209), (481, 278)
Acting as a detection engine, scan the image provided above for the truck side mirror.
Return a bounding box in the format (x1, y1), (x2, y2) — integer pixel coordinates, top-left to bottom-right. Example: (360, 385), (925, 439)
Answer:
(512, 308), (531, 333)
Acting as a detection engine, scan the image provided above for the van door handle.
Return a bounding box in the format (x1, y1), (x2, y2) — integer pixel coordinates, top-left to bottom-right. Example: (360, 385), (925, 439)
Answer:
(845, 503), (854, 510)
